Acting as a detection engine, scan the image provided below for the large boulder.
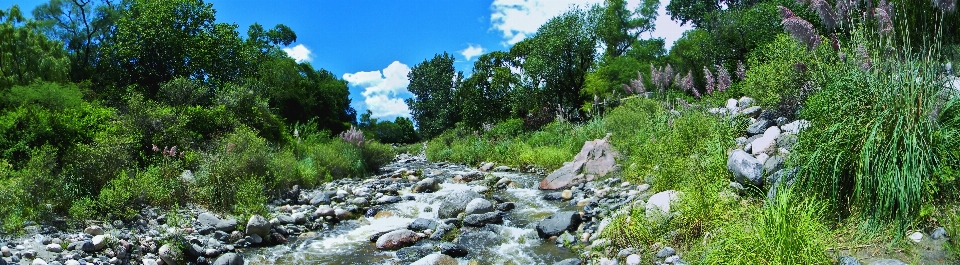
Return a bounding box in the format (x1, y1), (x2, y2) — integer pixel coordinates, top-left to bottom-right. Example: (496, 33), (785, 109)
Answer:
(245, 215), (271, 238)
(438, 190), (483, 219)
(375, 229), (421, 250)
(464, 198), (493, 215)
(746, 119), (772, 135)
(158, 244), (183, 265)
(727, 149), (764, 187)
(540, 134), (619, 190)
(211, 253), (244, 265)
(751, 126), (781, 155)
(536, 211), (582, 239)
(412, 178), (441, 193)
(645, 190), (680, 217)
(438, 242), (468, 257)
(215, 218), (238, 232)
(407, 218), (438, 232)
(198, 213), (220, 227)
(463, 212), (503, 227)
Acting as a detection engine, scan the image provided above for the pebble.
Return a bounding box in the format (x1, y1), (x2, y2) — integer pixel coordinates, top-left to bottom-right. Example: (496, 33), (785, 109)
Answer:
(909, 231), (923, 242)
(577, 198), (592, 207)
(625, 254), (641, 265)
(46, 243), (63, 253)
(561, 190), (573, 200)
(656, 247), (676, 258)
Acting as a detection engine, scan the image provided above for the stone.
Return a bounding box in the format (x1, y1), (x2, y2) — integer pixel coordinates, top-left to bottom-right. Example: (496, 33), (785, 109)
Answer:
(497, 202), (516, 211)
(315, 205), (335, 217)
(931, 227), (948, 239)
(245, 215), (271, 238)
(478, 162), (495, 172)
(396, 247), (431, 262)
(375, 229), (421, 250)
(438, 190), (483, 219)
(407, 218), (438, 232)
(180, 170), (195, 183)
(625, 254), (641, 265)
(656, 247), (676, 258)
(540, 134), (619, 190)
(598, 258), (618, 265)
(464, 198), (493, 215)
(247, 233), (263, 244)
(493, 166), (512, 172)
(410, 254), (458, 265)
(909, 231), (923, 242)
(215, 218), (237, 232)
(463, 212), (503, 227)
(576, 198), (592, 207)
(158, 244), (183, 265)
(536, 211), (583, 239)
(412, 178), (441, 193)
(65, 260), (80, 265)
(1, 246), (9, 257)
(740, 106), (762, 118)
(636, 184), (650, 192)
(645, 190), (679, 216)
(84, 225), (104, 236)
(776, 133), (798, 150)
(763, 155), (784, 175)
(780, 120), (810, 134)
(46, 243), (62, 253)
(738, 97), (755, 108)
(276, 214), (295, 225)
(198, 213), (220, 227)
(92, 235), (109, 251)
(543, 192), (563, 200)
(726, 98), (740, 112)
(292, 212), (307, 224)
(869, 259), (907, 265)
(377, 196), (402, 204)
(561, 190), (573, 200)
(749, 126), (780, 156)
(727, 149), (764, 187)
(554, 258), (582, 265)
(211, 253), (243, 265)
(31, 259), (47, 265)
(838, 256), (861, 265)
(309, 193), (332, 205)
(334, 208), (351, 219)
(665, 255), (680, 263)
(746, 119), (772, 135)
(438, 242), (468, 257)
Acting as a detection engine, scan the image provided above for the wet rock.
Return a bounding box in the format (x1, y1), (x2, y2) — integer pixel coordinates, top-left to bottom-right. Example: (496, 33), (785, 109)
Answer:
(216, 218), (237, 232)
(536, 211), (583, 239)
(543, 192), (563, 200)
(464, 198), (493, 215)
(554, 258), (582, 265)
(493, 166), (512, 172)
(412, 178), (441, 193)
(158, 244), (184, 265)
(656, 247), (675, 258)
(276, 214), (295, 225)
(438, 242), (468, 257)
(211, 253), (243, 265)
(479, 162), (495, 172)
(540, 134), (619, 190)
(245, 215), (271, 238)
(727, 149), (763, 187)
(350, 197), (369, 206)
(315, 206), (335, 217)
(496, 202), (515, 212)
(396, 247), (431, 262)
(438, 190), (483, 219)
(375, 229), (421, 250)
(309, 193), (332, 205)
(410, 253), (458, 265)
(838, 256), (861, 265)
(463, 212), (503, 227)
(335, 208), (352, 220)
(377, 196), (402, 204)
(408, 218), (438, 232)
(45, 243), (62, 253)
(429, 223), (453, 240)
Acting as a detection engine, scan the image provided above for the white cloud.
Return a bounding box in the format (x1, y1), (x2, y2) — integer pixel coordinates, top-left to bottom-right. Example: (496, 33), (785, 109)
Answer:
(283, 44), (313, 63)
(342, 61), (413, 119)
(490, 0), (691, 49)
(460, 44), (485, 61)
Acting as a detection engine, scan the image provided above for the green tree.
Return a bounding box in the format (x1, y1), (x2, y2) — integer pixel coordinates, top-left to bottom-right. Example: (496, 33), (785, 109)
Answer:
(32, 0), (120, 82)
(0, 5), (70, 89)
(592, 0), (660, 58)
(458, 51), (519, 129)
(405, 52), (461, 139)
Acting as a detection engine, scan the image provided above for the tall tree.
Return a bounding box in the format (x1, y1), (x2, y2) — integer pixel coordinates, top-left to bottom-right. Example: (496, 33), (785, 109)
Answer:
(0, 5), (70, 89)
(458, 51), (519, 129)
(405, 52), (461, 139)
(592, 0), (660, 58)
(32, 0), (120, 82)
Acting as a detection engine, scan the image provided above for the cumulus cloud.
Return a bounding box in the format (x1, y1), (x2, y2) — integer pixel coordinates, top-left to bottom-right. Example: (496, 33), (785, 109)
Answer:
(283, 44), (313, 63)
(490, 0), (691, 49)
(342, 61), (413, 119)
(460, 44), (485, 61)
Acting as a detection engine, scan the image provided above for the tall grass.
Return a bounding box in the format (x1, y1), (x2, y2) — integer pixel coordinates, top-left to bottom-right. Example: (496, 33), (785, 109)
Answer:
(796, 44), (960, 228)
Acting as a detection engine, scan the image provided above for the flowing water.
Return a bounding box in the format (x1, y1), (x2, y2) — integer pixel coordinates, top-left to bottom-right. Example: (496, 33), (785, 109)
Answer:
(244, 170), (581, 265)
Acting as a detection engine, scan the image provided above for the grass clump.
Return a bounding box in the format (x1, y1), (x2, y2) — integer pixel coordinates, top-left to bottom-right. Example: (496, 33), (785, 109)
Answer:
(702, 188), (831, 264)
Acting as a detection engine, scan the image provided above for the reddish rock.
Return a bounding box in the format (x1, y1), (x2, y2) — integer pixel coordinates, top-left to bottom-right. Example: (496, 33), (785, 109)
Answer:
(375, 229), (421, 250)
(540, 134), (619, 190)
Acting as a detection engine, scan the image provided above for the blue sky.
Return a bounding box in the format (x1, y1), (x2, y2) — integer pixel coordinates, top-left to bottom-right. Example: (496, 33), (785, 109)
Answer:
(7, 0), (691, 121)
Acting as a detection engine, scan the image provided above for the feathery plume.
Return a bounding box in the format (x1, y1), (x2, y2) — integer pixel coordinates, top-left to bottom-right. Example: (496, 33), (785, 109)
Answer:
(681, 71), (698, 98)
(630, 71), (646, 94)
(663, 64), (674, 88)
(856, 45), (872, 70)
(152, 144), (159, 152)
(874, 8), (893, 35)
(810, 0), (837, 30)
(163, 146), (170, 156)
(736, 60), (747, 80)
(340, 126), (365, 147)
(170, 146), (177, 157)
(716, 64), (732, 92)
(782, 16), (821, 49)
(703, 67), (716, 95)
(830, 34), (840, 51)
(779, 6), (796, 19)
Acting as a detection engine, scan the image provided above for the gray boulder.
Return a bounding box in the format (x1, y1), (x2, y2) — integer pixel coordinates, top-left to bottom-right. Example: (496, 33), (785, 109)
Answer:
(763, 155), (784, 176)
(776, 133), (798, 150)
(536, 211), (582, 239)
(838, 256), (861, 265)
(463, 212), (503, 227)
(438, 190), (483, 219)
(645, 190), (680, 217)
(198, 213), (220, 227)
(211, 253), (244, 265)
(766, 168), (799, 201)
(555, 258), (582, 265)
(540, 134), (619, 190)
(412, 178), (441, 193)
(158, 244), (183, 265)
(438, 242), (468, 257)
(740, 106), (762, 118)
(375, 229), (421, 250)
(377, 195), (402, 204)
(727, 149), (764, 187)
(746, 119), (772, 135)
(464, 198), (493, 215)
(407, 218), (438, 232)
(216, 218), (237, 232)
(309, 193), (331, 205)
(410, 254), (458, 265)
(245, 215), (271, 238)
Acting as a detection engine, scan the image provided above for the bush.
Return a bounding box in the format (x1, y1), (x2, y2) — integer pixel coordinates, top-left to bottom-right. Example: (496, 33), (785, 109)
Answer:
(311, 139), (364, 179)
(196, 126), (271, 212)
(361, 141), (396, 174)
(738, 34), (815, 109)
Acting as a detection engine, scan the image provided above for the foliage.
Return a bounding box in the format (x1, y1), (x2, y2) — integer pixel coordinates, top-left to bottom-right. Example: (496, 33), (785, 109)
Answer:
(0, 5), (70, 89)
(591, 0), (660, 58)
(738, 34), (815, 108)
(406, 52), (461, 139)
(358, 110), (419, 144)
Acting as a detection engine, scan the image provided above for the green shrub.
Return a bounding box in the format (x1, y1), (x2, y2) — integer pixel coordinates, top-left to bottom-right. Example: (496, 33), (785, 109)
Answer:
(312, 139), (364, 179)
(702, 188), (830, 264)
(96, 171), (140, 220)
(361, 141), (396, 173)
(484, 118), (524, 140)
(738, 34), (815, 108)
(196, 126), (271, 212)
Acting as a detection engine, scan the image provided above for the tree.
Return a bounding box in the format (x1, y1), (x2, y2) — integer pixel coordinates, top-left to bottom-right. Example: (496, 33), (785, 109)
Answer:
(0, 5), (70, 89)
(592, 0), (660, 58)
(458, 51), (519, 129)
(32, 0), (120, 82)
(519, 8), (597, 120)
(405, 52), (461, 139)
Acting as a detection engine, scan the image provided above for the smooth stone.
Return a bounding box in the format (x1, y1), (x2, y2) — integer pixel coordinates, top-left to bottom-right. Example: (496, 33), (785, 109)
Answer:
(92, 235), (109, 251)
(407, 218), (438, 232)
(84, 225), (104, 236)
(554, 258), (582, 265)
(463, 212), (503, 227)
(375, 229), (421, 250)
(198, 213), (221, 227)
(536, 211), (582, 239)
(158, 244), (183, 265)
(656, 247), (676, 258)
(909, 231), (923, 242)
(245, 215), (271, 238)
(561, 190), (573, 200)
(931, 227), (948, 239)
(46, 243), (63, 253)
(410, 253), (458, 265)
(838, 256), (861, 265)
(438, 242), (468, 257)
(645, 190), (679, 216)
(869, 259), (907, 265)
(464, 198), (493, 215)
(727, 149), (763, 186)
(210, 253), (243, 265)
